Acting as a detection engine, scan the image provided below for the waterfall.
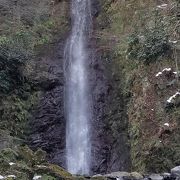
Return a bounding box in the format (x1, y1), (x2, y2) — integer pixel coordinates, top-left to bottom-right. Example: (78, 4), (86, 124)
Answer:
(64, 0), (92, 175)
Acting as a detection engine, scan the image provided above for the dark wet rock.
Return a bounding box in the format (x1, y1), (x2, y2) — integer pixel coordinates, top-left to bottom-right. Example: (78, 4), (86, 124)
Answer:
(91, 0), (101, 17)
(28, 41), (66, 169)
(90, 34), (130, 173)
(32, 73), (63, 91)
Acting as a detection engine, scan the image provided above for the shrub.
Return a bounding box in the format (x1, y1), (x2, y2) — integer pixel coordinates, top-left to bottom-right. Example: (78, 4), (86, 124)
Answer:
(0, 31), (33, 93)
(127, 11), (171, 64)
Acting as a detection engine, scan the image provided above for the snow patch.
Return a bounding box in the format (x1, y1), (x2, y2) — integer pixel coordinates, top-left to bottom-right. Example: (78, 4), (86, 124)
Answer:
(162, 68), (171, 72)
(169, 40), (178, 44)
(33, 175), (42, 180)
(156, 72), (163, 77)
(36, 165), (47, 168)
(0, 175), (16, 179)
(155, 68), (172, 77)
(167, 92), (180, 103)
(9, 162), (15, 166)
(164, 123), (170, 127)
(157, 4), (168, 9)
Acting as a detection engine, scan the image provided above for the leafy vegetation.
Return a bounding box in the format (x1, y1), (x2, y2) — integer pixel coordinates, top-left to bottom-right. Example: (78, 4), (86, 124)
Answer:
(98, 0), (180, 173)
(127, 19), (171, 64)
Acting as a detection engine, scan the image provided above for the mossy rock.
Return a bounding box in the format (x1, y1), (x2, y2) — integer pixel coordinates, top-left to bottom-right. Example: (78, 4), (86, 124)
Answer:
(0, 148), (18, 161)
(12, 161), (33, 175)
(0, 158), (10, 173)
(18, 146), (34, 165)
(73, 176), (87, 180)
(7, 172), (29, 180)
(0, 148), (19, 173)
(34, 148), (47, 164)
(40, 174), (57, 180)
(130, 172), (143, 179)
(34, 164), (73, 179)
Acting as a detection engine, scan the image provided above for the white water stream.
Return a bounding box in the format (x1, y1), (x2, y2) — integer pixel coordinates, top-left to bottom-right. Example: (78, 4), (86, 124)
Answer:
(64, 0), (92, 175)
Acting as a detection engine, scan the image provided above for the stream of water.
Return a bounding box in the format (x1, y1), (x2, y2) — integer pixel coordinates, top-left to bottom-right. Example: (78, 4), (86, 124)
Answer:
(64, 0), (92, 175)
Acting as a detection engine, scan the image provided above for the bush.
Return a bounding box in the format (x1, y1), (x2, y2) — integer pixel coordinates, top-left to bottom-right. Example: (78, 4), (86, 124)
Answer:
(0, 31), (33, 93)
(127, 11), (171, 64)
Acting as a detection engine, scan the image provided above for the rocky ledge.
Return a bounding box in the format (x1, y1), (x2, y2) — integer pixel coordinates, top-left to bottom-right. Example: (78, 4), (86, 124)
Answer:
(91, 167), (180, 180)
(0, 145), (179, 180)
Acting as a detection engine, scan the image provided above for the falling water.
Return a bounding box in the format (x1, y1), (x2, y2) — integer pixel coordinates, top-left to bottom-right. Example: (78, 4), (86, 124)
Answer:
(64, 0), (92, 175)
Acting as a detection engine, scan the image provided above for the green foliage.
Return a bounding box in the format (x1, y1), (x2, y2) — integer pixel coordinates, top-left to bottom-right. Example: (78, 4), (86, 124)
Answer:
(127, 12), (171, 64)
(0, 91), (39, 137)
(0, 31), (33, 93)
(0, 18), (56, 94)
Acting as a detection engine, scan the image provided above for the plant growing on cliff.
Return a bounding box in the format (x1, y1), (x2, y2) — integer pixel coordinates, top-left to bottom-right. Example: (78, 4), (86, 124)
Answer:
(0, 30), (34, 93)
(126, 11), (171, 64)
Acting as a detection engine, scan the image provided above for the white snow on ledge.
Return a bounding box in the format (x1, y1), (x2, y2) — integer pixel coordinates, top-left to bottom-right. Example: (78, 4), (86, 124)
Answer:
(157, 4), (168, 9)
(155, 68), (172, 77)
(9, 162), (15, 166)
(33, 175), (42, 180)
(164, 123), (170, 127)
(169, 40), (178, 44)
(167, 92), (180, 103)
(0, 175), (16, 179)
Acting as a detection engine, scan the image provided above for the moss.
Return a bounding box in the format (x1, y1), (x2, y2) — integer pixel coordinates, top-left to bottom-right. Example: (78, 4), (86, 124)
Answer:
(34, 164), (73, 179)
(0, 148), (19, 162)
(40, 174), (56, 180)
(33, 149), (47, 164)
(18, 146), (34, 166)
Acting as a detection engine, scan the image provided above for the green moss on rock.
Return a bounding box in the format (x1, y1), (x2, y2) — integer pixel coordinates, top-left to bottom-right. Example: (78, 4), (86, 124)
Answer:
(34, 164), (73, 179)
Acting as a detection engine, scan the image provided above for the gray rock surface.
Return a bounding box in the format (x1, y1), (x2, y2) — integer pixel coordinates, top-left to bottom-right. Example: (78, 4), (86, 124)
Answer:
(171, 166), (180, 178)
(149, 174), (163, 180)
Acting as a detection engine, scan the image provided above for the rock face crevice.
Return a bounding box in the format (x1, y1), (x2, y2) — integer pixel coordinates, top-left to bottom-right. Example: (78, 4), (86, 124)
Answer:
(29, 41), (66, 167)
(89, 44), (131, 174)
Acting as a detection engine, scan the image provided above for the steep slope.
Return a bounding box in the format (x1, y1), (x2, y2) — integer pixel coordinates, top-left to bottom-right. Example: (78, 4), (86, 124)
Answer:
(96, 0), (180, 173)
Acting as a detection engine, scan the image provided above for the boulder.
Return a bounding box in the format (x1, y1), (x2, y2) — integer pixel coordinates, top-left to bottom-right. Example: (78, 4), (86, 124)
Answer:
(91, 174), (107, 180)
(0, 148), (18, 162)
(130, 172), (143, 179)
(18, 146), (34, 165)
(104, 171), (130, 179)
(34, 149), (47, 164)
(171, 166), (180, 178)
(149, 174), (163, 180)
(34, 163), (73, 179)
(31, 73), (62, 91)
